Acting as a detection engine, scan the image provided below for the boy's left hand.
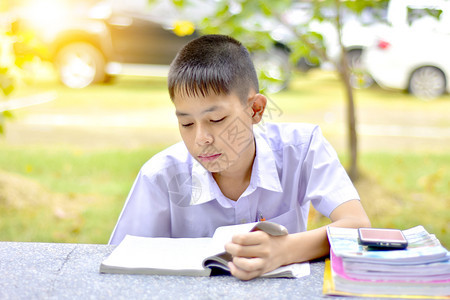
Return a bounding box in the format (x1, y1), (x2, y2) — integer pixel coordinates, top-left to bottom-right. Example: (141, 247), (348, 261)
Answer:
(224, 230), (288, 280)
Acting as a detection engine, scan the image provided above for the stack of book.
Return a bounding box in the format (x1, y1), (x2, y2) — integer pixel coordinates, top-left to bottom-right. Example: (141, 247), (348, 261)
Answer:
(324, 226), (450, 299)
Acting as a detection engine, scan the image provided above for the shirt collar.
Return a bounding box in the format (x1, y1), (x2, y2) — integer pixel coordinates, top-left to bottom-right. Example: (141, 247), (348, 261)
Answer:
(189, 133), (283, 206)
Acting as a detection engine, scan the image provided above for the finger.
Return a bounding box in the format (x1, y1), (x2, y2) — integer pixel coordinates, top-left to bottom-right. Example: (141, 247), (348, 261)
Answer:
(225, 242), (269, 258)
(228, 261), (262, 281)
(232, 256), (265, 272)
(231, 231), (269, 245)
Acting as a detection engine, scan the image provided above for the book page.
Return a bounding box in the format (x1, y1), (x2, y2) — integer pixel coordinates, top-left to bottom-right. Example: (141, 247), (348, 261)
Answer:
(211, 221), (288, 252)
(262, 262), (311, 278)
(211, 222), (257, 252)
(101, 235), (218, 273)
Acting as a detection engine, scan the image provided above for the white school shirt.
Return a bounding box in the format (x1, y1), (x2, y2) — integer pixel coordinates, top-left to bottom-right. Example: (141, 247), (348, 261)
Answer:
(109, 122), (359, 245)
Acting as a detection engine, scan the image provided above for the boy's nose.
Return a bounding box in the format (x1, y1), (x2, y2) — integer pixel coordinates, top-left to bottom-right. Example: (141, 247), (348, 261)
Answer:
(195, 126), (214, 146)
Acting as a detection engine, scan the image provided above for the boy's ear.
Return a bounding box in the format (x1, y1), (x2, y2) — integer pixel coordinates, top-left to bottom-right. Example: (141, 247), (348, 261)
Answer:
(248, 93), (267, 124)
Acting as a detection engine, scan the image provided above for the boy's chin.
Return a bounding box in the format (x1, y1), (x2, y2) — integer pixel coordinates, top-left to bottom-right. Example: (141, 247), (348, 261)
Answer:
(199, 161), (228, 174)
(203, 164), (226, 174)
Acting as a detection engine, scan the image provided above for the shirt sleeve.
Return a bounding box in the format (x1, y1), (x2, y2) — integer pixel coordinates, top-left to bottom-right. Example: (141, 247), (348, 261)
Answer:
(108, 169), (171, 245)
(301, 126), (360, 217)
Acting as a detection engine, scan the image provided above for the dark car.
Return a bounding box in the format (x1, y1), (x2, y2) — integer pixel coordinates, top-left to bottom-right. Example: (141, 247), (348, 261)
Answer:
(15, 0), (302, 92)
(14, 0), (201, 88)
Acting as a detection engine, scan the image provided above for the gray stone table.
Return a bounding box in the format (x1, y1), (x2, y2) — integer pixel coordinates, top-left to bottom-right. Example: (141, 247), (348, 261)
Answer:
(0, 241), (377, 299)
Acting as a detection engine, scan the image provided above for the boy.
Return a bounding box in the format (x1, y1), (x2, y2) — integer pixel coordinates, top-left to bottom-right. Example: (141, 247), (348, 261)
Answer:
(109, 34), (371, 280)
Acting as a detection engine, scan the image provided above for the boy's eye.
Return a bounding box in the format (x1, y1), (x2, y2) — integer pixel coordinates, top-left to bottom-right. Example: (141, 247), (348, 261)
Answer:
(211, 117), (226, 123)
(181, 122), (194, 128)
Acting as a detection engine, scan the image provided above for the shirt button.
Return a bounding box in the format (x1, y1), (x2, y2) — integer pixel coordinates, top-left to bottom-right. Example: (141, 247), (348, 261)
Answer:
(240, 219), (247, 224)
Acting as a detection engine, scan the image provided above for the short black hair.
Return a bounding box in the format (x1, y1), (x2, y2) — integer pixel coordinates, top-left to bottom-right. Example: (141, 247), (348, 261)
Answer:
(168, 34), (259, 103)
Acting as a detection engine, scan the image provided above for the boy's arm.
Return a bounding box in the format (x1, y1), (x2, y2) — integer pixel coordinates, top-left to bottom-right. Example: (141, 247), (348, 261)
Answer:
(224, 199), (370, 280)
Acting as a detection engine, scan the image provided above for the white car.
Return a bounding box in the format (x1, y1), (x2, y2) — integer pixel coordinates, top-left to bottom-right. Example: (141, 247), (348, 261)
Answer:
(363, 1), (450, 99)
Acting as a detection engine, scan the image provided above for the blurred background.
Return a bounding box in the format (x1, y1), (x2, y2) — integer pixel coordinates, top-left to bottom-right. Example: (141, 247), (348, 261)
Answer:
(0, 0), (449, 247)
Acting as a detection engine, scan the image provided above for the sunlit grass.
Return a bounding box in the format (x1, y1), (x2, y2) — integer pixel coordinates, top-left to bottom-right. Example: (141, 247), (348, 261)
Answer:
(12, 75), (171, 118)
(12, 67), (450, 125)
(276, 70), (450, 117)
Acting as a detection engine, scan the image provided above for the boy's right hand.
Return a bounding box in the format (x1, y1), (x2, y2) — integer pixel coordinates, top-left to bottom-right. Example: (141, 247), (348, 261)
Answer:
(225, 230), (288, 280)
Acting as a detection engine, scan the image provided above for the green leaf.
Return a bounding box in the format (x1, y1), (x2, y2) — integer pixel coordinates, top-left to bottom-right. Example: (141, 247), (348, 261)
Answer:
(172, 0), (185, 8)
(2, 110), (14, 119)
(0, 74), (14, 96)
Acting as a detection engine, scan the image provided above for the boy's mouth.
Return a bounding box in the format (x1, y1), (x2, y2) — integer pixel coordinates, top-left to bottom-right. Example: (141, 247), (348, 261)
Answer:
(198, 153), (222, 162)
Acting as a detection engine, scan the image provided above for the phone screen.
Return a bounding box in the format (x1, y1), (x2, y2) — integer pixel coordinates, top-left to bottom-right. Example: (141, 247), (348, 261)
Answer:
(359, 228), (406, 241)
(358, 228), (408, 249)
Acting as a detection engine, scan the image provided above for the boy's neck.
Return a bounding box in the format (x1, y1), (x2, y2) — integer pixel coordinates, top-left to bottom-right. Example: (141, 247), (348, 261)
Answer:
(212, 140), (256, 201)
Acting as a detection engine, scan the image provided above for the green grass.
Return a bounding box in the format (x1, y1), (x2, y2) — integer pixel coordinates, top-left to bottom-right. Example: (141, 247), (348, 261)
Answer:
(0, 146), (156, 196)
(359, 153), (449, 243)
(0, 146), (163, 243)
(0, 146), (448, 247)
(360, 153), (448, 245)
(309, 153), (449, 248)
(1, 69), (449, 247)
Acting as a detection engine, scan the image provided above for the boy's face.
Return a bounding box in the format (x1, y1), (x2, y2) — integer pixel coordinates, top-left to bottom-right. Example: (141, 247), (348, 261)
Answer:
(173, 92), (256, 175)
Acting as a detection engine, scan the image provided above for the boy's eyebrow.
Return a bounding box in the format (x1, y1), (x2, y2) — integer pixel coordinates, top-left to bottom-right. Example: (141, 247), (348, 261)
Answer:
(175, 105), (222, 117)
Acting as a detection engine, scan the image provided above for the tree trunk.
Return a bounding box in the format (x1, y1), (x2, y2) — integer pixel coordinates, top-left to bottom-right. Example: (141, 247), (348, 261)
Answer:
(340, 64), (358, 180)
(335, 0), (358, 180)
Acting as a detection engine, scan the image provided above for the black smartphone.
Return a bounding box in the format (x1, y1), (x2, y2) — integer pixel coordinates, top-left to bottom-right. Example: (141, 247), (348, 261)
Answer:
(358, 228), (408, 250)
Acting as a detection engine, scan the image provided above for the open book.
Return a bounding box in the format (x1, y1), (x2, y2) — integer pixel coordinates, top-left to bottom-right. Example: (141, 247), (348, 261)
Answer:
(100, 221), (310, 278)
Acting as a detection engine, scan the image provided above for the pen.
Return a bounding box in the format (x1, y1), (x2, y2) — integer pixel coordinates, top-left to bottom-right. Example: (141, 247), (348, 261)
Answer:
(258, 211), (266, 222)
